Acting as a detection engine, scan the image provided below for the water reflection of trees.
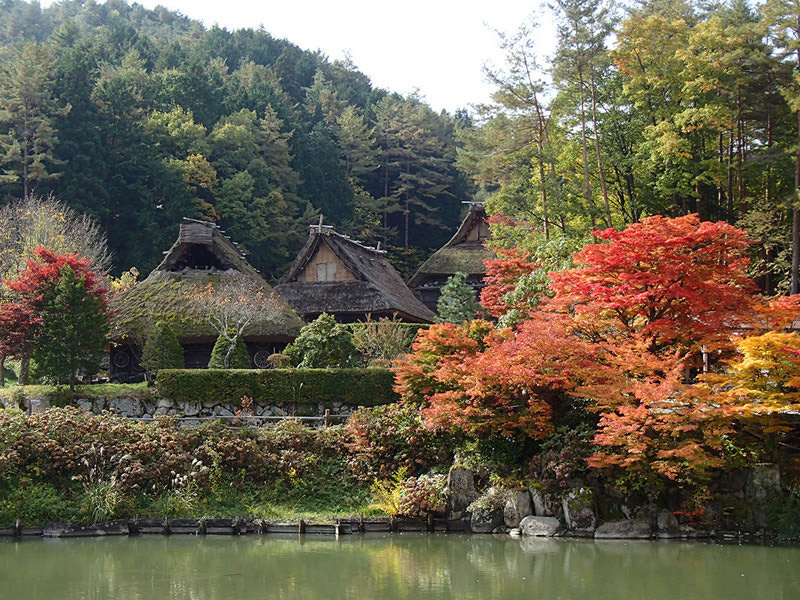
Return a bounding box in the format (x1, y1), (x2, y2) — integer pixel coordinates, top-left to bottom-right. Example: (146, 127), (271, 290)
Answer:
(1, 535), (799, 599)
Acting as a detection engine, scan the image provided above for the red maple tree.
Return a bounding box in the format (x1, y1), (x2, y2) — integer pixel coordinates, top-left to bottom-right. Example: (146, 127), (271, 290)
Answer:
(547, 214), (760, 354)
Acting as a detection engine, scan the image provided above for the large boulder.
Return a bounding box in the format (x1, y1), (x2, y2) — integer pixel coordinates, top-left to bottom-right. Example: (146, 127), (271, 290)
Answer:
(108, 396), (142, 417)
(594, 519), (652, 539)
(519, 515), (562, 537)
(530, 487), (556, 517)
(504, 490), (533, 528)
(179, 400), (202, 417)
(562, 488), (597, 534)
(744, 464), (781, 501)
(656, 510), (680, 539)
(446, 467), (479, 520)
(470, 507), (505, 533)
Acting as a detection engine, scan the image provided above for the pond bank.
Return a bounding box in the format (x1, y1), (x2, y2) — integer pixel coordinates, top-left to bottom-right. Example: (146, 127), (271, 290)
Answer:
(0, 516), (785, 543)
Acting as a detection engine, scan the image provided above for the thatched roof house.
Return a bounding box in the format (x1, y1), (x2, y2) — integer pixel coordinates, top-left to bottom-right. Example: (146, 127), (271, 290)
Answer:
(110, 219), (304, 377)
(409, 203), (494, 312)
(275, 224), (436, 323)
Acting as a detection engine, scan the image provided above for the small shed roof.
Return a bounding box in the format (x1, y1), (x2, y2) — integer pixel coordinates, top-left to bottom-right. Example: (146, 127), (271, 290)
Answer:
(276, 226), (436, 323)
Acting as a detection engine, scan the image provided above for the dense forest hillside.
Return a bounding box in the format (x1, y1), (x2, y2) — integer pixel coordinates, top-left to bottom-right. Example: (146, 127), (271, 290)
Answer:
(463, 0), (800, 295)
(4, 0), (800, 292)
(0, 0), (469, 278)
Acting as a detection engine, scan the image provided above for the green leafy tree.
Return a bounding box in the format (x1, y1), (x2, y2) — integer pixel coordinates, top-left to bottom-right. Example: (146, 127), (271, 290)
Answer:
(436, 272), (479, 324)
(284, 313), (358, 368)
(208, 331), (250, 369)
(763, 0), (800, 293)
(141, 320), (184, 379)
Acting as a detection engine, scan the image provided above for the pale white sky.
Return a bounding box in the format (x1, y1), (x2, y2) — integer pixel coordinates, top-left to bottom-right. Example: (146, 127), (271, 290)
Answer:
(40, 0), (557, 113)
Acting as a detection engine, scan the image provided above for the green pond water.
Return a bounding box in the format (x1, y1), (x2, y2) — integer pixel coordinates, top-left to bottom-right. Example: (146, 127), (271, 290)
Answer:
(1, 534), (799, 600)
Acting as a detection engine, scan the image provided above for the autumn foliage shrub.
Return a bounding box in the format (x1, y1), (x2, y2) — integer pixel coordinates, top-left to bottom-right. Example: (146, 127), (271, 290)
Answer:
(528, 425), (596, 492)
(393, 214), (800, 501)
(0, 408), (354, 501)
(344, 403), (452, 480)
(398, 474), (447, 518)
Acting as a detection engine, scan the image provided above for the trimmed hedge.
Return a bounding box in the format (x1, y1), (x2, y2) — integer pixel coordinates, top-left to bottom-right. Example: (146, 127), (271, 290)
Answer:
(156, 368), (399, 408)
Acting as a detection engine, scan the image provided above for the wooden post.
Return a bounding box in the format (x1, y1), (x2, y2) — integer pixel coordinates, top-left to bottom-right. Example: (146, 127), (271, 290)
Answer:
(324, 408), (330, 427)
(298, 519), (306, 535)
(358, 514), (365, 533)
(390, 515), (397, 533)
(199, 519), (207, 535)
(427, 512), (434, 533)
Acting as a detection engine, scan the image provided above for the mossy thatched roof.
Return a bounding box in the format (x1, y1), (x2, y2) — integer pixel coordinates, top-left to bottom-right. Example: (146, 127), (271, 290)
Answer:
(111, 220), (304, 342)
(408, 204), (494, 287)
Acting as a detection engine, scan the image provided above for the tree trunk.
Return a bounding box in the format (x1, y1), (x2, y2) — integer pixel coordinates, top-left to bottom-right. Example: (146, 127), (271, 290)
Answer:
(22, 110), (29, 200)
(0, 356), (5, 388)
(727, 132), (734, 220)
(538, 156), (549, 240)
(793, 109), (800, 296)
(382, 162), (390, 246)
(590, 71), (612, 227)
(736, 94), (745, 218)
(793, 42), (800, 295)
(224, 335), (236, 369)
(19, 355), (30, 385)
(404, 198), (410, 250)
(577, 64), (597, 232)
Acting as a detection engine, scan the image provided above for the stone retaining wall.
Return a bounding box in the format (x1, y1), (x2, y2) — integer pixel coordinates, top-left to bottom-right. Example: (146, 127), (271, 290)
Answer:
(24, 395), (356, 421)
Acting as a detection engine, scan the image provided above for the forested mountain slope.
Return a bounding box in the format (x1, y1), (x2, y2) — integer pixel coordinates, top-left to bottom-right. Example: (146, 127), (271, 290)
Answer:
(0, 0), (469, 278)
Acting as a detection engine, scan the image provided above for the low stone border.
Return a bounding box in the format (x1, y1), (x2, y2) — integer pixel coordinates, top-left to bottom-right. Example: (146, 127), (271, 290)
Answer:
(0, 517), (465, 539)
(0, 517), (777, 542)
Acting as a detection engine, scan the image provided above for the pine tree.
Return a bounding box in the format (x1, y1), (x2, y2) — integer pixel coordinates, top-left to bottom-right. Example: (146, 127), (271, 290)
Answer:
(209, 332), (250, 369)
(436, 272), (479, 324)
(30, 264), (109, 390)
(0, 41), (69, 199)
(141, 320), (184, 379)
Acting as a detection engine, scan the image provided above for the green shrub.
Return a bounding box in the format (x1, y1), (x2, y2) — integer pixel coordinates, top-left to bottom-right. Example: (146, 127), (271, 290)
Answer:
(766, 488), (800, 538)
(285, 313), (358, 368)
(348, 319), (424, 365)
(141, 320), (184, 376)
(208, 333), (250, 369)
(436, 272), (479, 323)
(156, 368), (398, 407)
(0, 481), (72, 526)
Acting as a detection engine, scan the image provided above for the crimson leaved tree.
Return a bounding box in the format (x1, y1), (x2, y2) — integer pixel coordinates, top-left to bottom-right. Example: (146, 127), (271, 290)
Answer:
(1, 248), (109, 389)
(547, 214), (760, 354)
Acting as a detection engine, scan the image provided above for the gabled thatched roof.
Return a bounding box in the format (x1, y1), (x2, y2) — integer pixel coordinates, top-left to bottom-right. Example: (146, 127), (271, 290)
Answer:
(111, 219), (305, 342)
(275, 226), (436, 323)
(408, 203), (494, 287)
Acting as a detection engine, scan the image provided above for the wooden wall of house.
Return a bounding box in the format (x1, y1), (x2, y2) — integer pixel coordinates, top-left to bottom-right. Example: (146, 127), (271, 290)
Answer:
(297, 243), (357, 282)
(464, 219), (490, 243)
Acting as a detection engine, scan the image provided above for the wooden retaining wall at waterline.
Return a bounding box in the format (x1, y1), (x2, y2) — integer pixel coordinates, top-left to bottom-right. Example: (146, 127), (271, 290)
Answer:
(0, 516), (469, 539)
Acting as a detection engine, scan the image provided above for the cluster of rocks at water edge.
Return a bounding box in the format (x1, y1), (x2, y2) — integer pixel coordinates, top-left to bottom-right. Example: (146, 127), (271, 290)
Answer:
(445, 465), (785, 541)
